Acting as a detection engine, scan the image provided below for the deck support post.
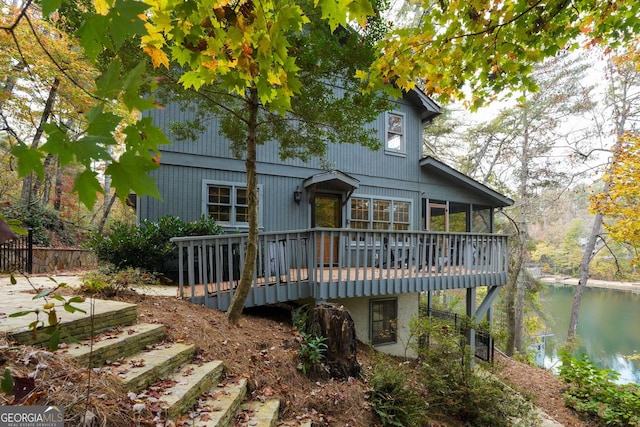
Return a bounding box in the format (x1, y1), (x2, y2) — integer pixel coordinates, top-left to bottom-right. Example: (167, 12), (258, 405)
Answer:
(466, 287), (476, 369)
(487, 306), (494, 330)
(475, 285), (500, 320)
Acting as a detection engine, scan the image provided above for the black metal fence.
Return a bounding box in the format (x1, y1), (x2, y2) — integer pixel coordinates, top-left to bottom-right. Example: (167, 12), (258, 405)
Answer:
(0, 229), (33, 273)
(425, 307), (495, 363)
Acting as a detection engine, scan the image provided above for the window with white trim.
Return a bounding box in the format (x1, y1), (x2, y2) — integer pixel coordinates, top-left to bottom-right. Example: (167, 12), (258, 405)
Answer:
(385, 112), (405, 154)
(204, 181), (253, 227)
(371, 298), (397, 345)
(349, 197), (410, 231)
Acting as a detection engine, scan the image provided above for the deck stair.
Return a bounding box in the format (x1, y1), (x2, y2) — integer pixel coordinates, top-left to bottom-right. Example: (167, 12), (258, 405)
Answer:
(6, 298), (298, 426)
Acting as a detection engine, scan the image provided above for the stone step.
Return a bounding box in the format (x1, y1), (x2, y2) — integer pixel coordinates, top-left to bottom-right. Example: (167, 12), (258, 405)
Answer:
(158, 360), (225, 420)
(110, 342), (196, 393)
(237, 399), (280, 427)
(278, 421), (312, 427)
(10, 300), (137, 346)
(188, 377), (248, 426)
(57, 323), (165, 367)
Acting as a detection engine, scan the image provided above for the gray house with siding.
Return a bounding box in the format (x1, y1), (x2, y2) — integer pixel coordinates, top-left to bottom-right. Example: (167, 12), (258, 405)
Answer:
(139, 89), (513, 358)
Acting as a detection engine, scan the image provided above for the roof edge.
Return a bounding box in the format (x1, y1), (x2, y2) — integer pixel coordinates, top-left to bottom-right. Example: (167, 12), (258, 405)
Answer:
(405, 88), (442, 123)
(303, 170), (360, 190)
(419, 156), (514, 207)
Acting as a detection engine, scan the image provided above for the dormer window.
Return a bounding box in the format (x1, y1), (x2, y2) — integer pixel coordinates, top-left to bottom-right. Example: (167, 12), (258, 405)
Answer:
(385, 112), (405, 154)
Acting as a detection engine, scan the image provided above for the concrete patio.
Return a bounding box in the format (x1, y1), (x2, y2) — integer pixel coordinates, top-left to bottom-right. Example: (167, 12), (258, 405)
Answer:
(0, 273), (178, 342)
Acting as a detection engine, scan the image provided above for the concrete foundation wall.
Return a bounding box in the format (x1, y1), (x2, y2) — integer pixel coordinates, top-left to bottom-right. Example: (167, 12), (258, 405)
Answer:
(328, 293), (420, 358)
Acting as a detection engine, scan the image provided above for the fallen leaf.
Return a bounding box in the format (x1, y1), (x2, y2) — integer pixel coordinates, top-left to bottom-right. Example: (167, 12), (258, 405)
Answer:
(12, 376), (35, 402)
(130, 359), (146, 368)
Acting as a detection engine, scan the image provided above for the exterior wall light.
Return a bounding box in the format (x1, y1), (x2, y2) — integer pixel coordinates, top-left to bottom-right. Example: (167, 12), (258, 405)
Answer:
(293, 186), (302, 204)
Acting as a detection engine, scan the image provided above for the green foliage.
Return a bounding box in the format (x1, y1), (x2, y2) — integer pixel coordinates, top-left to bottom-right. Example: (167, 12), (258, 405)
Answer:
(8, 277), (86, 351)
(291, 305), (308, 332)
(292, 307), (328, 377)
(6, 0), (639, 213)
(410, 316), (533, 426)
(296, 331), (328, 376)
(81, 267), (162, 297)
(558, 351), (640, 426)
(367, 356), (428, 427)
(1, 369), (13, 394)
(1, 203), (76, 246)
(362, 0), (640, 109)
(85, 215), (222, 275)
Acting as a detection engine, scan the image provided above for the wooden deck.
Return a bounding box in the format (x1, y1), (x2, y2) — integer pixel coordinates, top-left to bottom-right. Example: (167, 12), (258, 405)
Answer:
(172, 229), (509, 311)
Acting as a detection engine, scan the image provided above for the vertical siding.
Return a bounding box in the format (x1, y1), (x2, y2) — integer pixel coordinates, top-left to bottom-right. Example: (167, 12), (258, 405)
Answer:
(258, 174), (309, 231)
(140, 163), (313, 230)
(141, 91), (490, 231)
(145, 93), (425, 182)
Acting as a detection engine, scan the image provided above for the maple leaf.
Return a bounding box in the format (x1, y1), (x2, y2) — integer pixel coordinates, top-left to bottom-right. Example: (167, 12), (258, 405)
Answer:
(145, 45), (170, 68)
(72, 170), (103, 210)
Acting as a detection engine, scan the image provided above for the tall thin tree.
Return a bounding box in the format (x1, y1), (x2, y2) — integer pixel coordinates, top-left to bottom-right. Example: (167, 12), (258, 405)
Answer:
(567, 47), (640, 340)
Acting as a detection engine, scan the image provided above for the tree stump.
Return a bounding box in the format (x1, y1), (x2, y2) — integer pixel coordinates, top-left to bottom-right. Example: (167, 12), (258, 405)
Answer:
(306, 303), (361, 379)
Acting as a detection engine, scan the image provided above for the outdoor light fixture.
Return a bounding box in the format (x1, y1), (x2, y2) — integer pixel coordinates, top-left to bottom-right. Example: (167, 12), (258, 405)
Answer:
(293, 186), (302, 204)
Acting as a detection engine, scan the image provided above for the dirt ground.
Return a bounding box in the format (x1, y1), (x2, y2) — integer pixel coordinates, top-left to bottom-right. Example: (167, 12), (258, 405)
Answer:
(124, 292), (594, 426)
(122, 293), (378, 426)
(492, 352), (597, 427)
(2, 280), (596, 426)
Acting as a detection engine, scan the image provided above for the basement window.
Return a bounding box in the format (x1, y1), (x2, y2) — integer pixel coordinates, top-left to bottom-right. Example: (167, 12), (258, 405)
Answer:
(370, 298), (397, 345)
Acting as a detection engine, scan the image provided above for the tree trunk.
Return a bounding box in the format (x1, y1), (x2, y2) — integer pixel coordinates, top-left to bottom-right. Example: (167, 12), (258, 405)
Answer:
(567, 212), (602, 341)
(32, 153), (55, 202)
(53, 158), (63, 211)
(20, 78), (60, 206)
(306, 304), (360, 379)
(502, 209), (526, 356)
(505, 251), (522, 356)
(513, 111), (531, 355)
(97, 192), (118, 234)
(227, 88), (260, 325)
(514, 260), (526, 352)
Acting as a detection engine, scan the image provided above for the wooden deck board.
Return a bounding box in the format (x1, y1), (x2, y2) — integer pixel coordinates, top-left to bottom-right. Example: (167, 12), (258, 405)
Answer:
(180, 265), (488, 298)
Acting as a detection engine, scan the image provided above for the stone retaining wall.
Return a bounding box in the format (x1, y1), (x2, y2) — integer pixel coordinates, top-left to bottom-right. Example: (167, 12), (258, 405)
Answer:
(32, 248), (97, 274)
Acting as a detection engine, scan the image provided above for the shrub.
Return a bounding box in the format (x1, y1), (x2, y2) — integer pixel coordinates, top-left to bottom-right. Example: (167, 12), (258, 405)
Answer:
(296, 331), (328, 376)
(85, 215), (222, 275)
(558, 350), (640, 426)
(81, 268), (162, 297)
(291, 306), (329, 377)
(410, 316), (533, 426)
(1, 202), (76, 246)
(367, 356), (428, 427)
(291, 305), (308, 332)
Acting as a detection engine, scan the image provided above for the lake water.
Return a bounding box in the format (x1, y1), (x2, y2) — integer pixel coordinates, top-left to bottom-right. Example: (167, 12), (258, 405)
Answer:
(539, 283), (640, 385)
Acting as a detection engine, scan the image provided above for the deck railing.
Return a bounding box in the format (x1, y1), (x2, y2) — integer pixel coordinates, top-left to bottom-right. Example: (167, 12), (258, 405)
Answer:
(171, 229), (509, 310)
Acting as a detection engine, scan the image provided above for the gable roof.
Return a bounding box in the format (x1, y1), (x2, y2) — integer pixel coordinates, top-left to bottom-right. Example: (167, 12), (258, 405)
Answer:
(405, 89), (442, 123)
(303, 170), (359, 191)
(419, 156), (514, 207)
